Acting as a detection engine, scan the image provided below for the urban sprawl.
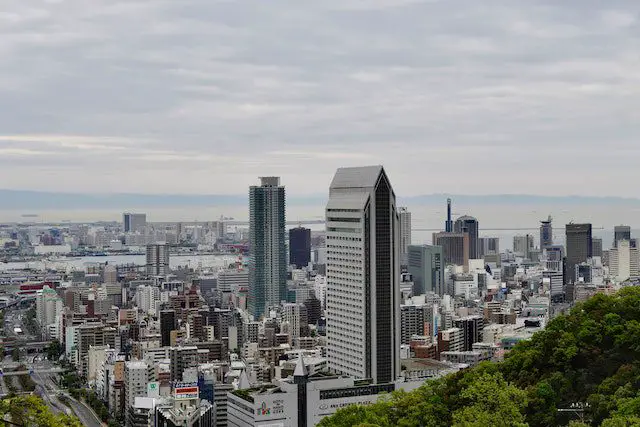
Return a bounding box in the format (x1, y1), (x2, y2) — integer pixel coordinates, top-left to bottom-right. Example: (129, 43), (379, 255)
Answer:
(0, 166), (629, 427)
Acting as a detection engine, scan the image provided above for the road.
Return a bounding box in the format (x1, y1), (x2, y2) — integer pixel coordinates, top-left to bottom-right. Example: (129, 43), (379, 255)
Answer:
(65, 395), (103, 427)
(0, 304), (102, 427)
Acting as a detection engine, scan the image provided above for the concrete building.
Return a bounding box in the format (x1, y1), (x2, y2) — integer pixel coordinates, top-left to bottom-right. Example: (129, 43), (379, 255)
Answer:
(146, 243), (170, 276)
(289, 227), (311, 269)
(136, 285), (161, 315)
(124, 360), (155, 412)
(76, 323), (118, 378)
(614, 225), (632, 248)
(218, 269), (249, 293)
(36, 285), (63, 328)
(454, 216), (479, 260)
(478, 237), (500, 258)
(407, 245), (445, 295)
(437, 327), (464, 359)
(123, 213), (147, 233)
(281, 303), (307, 345)
(156, 394), (214, 427)
(540, 216), (553, 250)
(592, 238), (603, 258)
(609, 240), (639, 282)
(249, 177), (287, 320)
(400, 304), (430, 345)
(453, 316), (484, 351)
(325, 166), (400, 384)
(432, 232), (469, 268)
(513, 234), (535, 260)
(227, 358), (428, 427)
(398, 207), (412, 266)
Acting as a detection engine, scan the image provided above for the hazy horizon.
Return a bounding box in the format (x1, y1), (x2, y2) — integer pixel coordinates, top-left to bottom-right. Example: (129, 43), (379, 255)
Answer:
(2, 1), (640, 196)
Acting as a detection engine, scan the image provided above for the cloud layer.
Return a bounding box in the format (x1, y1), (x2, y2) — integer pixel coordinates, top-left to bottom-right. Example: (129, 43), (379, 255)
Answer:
(1, 0), (639, 196)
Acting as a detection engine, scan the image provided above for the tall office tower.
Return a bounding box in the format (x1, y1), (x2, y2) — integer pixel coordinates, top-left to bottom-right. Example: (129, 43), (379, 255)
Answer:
(445, 198), (453, 233)
(609, 240), (639, 282)
(407, 245), (445, 295)
(478, 237), (500, 258)
(454, 216), (479, 260)
(513, 234), (535, 259)
(565, 223), (593, 301)
(540, 216), (553, 250)
(160, 309), (176, 347)
(326, 166), (400, 384)
(432, 232), (469, 268)
(614, 225), (632, 248)
(592, 238), (603, 258)
(249, 177), (286, 320)
(289, 226), (311, 269)
(146, 243), (170, 276)
(398, 207), (412, 266)
(123, 212), (147, 233)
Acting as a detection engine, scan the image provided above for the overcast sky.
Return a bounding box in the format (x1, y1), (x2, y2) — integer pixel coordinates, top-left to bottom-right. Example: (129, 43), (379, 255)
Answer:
(1, 0), (639, 197)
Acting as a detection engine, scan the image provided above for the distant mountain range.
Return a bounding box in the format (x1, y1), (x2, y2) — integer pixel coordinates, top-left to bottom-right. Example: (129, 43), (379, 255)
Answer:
(1, 189), (639, 209)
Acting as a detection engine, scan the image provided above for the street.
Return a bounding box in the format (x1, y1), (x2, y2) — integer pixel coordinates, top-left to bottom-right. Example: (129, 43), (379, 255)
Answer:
(0, 305), (103, 426)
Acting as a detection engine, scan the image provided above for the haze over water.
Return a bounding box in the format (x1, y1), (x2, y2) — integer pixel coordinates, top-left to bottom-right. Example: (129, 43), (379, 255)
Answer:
(2, 201), (638, 249)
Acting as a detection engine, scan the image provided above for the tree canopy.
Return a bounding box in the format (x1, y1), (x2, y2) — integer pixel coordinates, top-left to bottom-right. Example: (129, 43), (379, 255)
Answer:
(0, 395), (83, 427)
(319, 287), (640, 427)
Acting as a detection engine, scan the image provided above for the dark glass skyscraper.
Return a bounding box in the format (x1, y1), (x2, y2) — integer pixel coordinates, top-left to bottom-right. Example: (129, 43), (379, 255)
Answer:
(565, 223), (593, 301)
(289, 227), (311, 268)
(249, 177), (287, 320)
(160, 309), (176, 347)
(614, 225), (631, 248)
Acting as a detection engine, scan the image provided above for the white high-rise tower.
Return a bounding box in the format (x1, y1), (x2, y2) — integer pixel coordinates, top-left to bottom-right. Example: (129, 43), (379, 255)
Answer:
(325, 165), (400, 384)
(398, 207), (412, 266)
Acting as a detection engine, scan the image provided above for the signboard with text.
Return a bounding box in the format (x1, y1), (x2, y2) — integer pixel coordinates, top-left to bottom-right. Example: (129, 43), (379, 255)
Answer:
(175, 386), (199, 400)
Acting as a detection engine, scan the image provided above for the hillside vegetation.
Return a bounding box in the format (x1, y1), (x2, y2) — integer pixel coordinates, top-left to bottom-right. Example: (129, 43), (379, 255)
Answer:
(0, 395), (82, 427)
(320, 286), (640, 427)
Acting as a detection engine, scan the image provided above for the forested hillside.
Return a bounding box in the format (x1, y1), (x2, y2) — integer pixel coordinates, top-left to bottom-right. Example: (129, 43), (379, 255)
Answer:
(320, 287), (640, 427)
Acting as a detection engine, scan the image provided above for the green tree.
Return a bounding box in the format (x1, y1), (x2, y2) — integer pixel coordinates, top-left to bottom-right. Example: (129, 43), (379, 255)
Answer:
(0, 395), (83, 427)
(11, 347), (20, 362)
(451, 372), (528, 427)
(45, 340), (63, 361)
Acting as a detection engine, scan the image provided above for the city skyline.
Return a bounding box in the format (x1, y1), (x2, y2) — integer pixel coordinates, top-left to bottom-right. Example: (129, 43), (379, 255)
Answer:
(1, 1), (640, 196)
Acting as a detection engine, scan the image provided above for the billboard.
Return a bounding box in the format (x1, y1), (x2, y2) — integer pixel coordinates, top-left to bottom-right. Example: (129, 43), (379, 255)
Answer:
(174, 384), (199, 400)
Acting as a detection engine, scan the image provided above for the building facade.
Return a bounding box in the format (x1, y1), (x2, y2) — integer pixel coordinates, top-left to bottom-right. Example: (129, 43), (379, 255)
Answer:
(565, 223), (593, 301)
(407, 245), (444, 295)
(325, 166), (401, 384)
(289, 227), (311, 269)
(249, 177), (287, 320)
(432, 232), (469, 268)
(123, 213), (147, 233)
(540, 216), (553, 250)
(398, 207), (412, 266)
(454, 216), (479, 260)
(146, 243), (170, 276)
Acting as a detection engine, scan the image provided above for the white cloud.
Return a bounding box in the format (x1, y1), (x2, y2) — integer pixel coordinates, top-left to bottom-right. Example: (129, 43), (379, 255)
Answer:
(0, 0), (639, 196)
